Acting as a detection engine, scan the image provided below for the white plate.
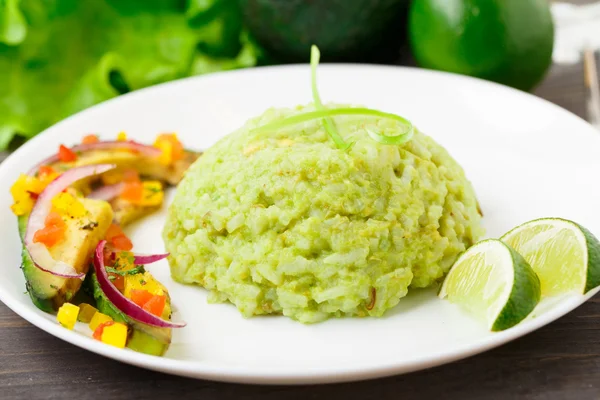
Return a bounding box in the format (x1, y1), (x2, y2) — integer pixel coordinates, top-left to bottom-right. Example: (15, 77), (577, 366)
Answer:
(1, 65), (599, 385)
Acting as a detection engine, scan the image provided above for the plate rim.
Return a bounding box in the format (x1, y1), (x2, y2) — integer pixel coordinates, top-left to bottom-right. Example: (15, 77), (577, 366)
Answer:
(1, 63), (599, 385)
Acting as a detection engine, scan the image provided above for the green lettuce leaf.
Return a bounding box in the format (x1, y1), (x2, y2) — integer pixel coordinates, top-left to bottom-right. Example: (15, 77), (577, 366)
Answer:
(0, 0), (258, 150)
(0, 0), (27, 45)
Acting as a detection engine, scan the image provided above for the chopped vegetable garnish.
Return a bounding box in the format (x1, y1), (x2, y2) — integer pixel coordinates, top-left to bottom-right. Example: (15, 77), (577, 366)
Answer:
(58, 144), (77, 162)
(154, 133), (184, 165)
(52, 192), (86, 218)
(106, 223), (125, 240)
(26, 164), (115, 279)
(109, 275), (125, 291)
(310, 45), (350, 150)
(93, 321), (114, 340)
(88, 311), (113, 331)
(82, 134), (100, 144)
(106, 224), (134, 251)
(124, 272), (165, 299)
(93, 240), (185, 328)
(113, 251), (135, 271)
(252, 107), (414, 146)
(130, 252), (169, 265)
(130, 289), (154, 308)
(33, 211), (66, 248)
(57, 303), (80, 330)
(10, 174), (45, 215)
(121, 180), (143, 203)
(142, 294), (167, 317)
(122, 181), (164, 206)
(38, 165), (59, 186)
(117, 132), (128, 141)
(99, 322), (128, 348)
(28, 141), (161, 176)
(77, 303), (98, 323)
(112, 235), (133, 251)
(106, 265), (145, 277)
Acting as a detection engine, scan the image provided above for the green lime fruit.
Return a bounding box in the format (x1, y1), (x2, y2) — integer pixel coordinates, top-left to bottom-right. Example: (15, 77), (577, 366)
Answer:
(439, 239), (541, 331)
(502, 218), (600, 296)
(408, 0), (554, 91)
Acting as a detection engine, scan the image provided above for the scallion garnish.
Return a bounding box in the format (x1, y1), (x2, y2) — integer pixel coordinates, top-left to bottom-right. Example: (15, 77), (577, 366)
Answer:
(252, 107), (414, 145)
(310, 45), (351, 150)
(252, 45), (415, 147)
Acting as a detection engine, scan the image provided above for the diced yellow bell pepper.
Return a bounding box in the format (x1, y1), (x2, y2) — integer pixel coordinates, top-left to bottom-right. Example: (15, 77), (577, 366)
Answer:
(77, 303), (98, 323)
(138, 181), (163, 206)
(117, 131), (128, 141)
(39, 171), (60, 187)
(154, 139), (173, 165)
(114, 251), (136, 271)
(153, 133), (183, 166)
(100, 322), (128, 348)
(89, 312), (113, 331)
(124, 271), (164, 298)
(52, 192), (86, 218)
(10, 174), (46, 216)
(57, 303), (80, 330)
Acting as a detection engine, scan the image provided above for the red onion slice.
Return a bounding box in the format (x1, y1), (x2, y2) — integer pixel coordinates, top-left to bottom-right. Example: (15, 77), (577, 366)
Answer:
(88, 182), (124, 201)
(109, 251), (169, 265)
(25, 164), (116, 279)
(28, 140), (161, 175)
(132, 253), (169, 265)
(94, 240), (185, 328)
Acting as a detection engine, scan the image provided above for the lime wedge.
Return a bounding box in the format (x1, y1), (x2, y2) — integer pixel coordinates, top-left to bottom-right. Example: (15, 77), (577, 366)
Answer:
(501, 218), (600, 296)
(439, 239), (541, 331)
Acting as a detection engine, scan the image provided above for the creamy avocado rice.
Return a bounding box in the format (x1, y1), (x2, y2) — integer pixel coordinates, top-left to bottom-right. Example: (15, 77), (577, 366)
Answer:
(163, 104), (484, 323)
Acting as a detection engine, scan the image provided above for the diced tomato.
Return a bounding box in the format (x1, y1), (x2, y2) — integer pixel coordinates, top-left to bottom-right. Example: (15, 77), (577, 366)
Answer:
(142, 294), (166, 317)
(33, 211), (66, 247)
(38, 165), (55, 178)
(130, 289), (154, 308)
(110, 274), (125, 291)
(93, 321), (114, 341)
(33, 224), (65, 247)
(106, 223), (124, 241)
(82, 134), (99, 144)
(121, 181), (143, 203)
(112, 235), (133, 251)
(58, 144), (77, 162)
(45, 211), (65, 228)
(106, 223), (133, 251)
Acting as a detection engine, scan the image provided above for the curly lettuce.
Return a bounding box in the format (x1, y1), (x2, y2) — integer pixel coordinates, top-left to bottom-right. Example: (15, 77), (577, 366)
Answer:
(0, 0), (261, 149)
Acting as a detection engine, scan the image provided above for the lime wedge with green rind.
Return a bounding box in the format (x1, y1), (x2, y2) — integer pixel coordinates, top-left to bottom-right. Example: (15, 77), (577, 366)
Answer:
(439, 239), (541, 331)
(501, 218), (600, 296)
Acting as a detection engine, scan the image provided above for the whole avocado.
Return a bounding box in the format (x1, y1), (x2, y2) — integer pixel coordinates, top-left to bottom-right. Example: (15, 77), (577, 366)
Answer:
(239, 0), (409, 63)
(409, 0), (554, 91)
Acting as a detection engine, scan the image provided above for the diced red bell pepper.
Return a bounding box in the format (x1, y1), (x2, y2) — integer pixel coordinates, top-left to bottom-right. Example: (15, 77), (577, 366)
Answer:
(58, 144), (77, 162)
(93, 321), (114, 341)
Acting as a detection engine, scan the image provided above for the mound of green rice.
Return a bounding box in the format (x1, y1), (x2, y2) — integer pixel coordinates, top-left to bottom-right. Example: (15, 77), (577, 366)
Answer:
(163, 104), (484, 323)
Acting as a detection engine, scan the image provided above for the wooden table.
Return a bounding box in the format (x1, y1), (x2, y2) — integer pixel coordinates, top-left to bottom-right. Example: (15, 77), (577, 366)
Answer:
(2, 9), (599, 400)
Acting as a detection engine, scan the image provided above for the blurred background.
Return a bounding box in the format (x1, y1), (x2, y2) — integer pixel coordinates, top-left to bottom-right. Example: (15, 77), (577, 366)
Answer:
(0, 0), (598, 151)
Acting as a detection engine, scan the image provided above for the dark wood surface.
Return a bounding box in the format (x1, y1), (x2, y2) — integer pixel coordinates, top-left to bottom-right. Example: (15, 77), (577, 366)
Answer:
(2, 6), (599, 400)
